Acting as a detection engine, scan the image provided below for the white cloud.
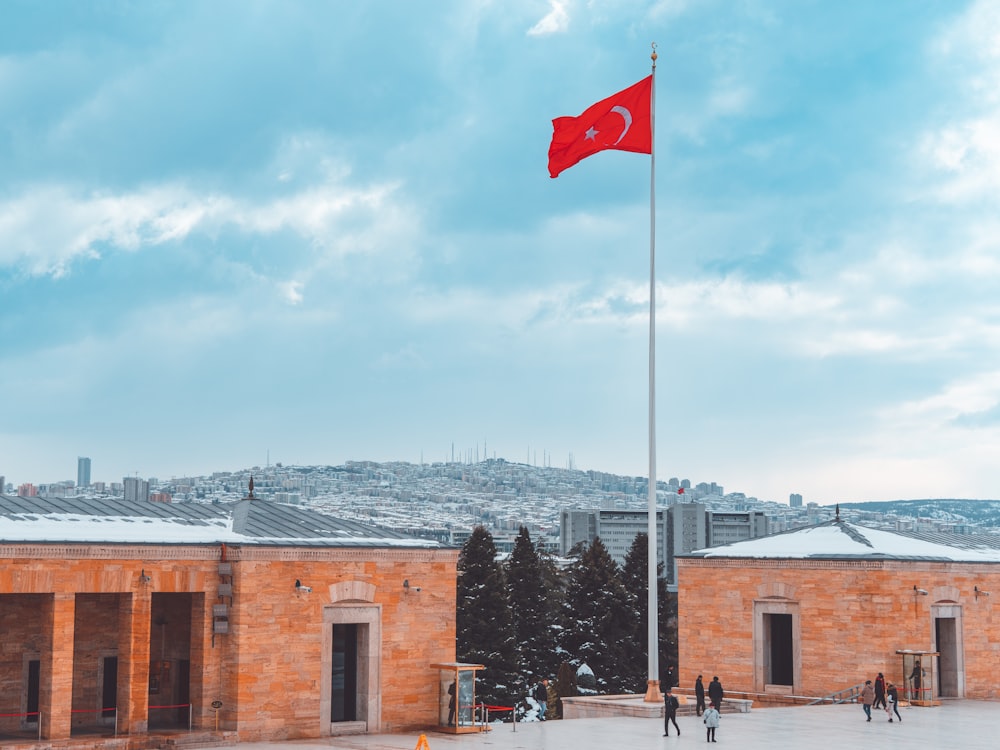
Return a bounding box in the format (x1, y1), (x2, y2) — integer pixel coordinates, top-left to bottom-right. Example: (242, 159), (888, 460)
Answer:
(0, 176), (412, 278)
(921, 1), (1000, 203)
(528, 0), (570, 36)
(281, 280), (304, 305)
(888, 370), (1000, 424)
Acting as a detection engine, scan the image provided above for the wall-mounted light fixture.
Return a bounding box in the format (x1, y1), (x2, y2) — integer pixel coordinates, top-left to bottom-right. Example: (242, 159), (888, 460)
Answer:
(295, 579), (312, 594)
(975, 585), (990, 600)
(913, 585), (928, 596)
(139, 569), (151, 585)
(403, 579), (421, 593)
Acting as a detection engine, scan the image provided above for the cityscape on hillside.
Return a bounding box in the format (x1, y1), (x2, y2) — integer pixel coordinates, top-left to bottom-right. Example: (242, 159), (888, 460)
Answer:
(6, 457), (1000, 558)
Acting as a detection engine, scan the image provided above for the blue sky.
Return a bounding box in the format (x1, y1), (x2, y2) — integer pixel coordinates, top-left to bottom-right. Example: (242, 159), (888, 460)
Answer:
(3, 1), (1000, 504)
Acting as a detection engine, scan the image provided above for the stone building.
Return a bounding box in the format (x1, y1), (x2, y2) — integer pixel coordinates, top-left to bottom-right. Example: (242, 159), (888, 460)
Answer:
(676, 516), (1000, 701)
(0, 492), (458, 743)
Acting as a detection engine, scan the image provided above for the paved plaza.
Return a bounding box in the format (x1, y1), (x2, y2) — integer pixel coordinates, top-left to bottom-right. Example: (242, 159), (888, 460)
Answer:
(233, 700), (997, 750)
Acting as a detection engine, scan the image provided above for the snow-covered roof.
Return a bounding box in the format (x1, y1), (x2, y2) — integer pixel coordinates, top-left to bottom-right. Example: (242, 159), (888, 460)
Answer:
(682, 519), (1000, 563)
(0, 494), (446, 548)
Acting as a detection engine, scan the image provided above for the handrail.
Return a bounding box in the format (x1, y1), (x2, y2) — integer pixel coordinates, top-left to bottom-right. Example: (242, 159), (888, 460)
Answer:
(806, 682), (866, 706)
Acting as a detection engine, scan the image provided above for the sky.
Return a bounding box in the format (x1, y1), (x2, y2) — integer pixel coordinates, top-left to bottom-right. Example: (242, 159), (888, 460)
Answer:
(3, 1), (1000, 505)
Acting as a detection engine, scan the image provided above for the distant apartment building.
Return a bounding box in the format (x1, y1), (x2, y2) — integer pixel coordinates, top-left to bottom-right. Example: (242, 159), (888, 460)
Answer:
(666, 502), (707, 585)
(789, 493), (803, 508)
(123, 476), (150, 503)
(149, 491), (172, 503)
(39, 482), (74, 498)
(18, 483), (38, 497)
(560, 508), (670, 573)
(77, 456), (91, 488)
(562, 504), (771, 587)
(707, 510), (769, 547)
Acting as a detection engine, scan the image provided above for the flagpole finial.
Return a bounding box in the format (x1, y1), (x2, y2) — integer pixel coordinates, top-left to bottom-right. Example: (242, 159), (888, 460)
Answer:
(651, 41), (657, 65)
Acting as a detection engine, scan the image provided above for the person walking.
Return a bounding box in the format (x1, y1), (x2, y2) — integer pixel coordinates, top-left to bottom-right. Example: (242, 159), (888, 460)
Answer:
(703, 702), (720, 743)
(533, 679), (549, 721)
(873, 672), (886, 709)
(694, 674), (706, 717)
(887, 682), (902, 723)
(447, 680), (456, 726)
(861, 680), (875, 721)
(662, 686), (680, 737)
(708, 676), (724, 710)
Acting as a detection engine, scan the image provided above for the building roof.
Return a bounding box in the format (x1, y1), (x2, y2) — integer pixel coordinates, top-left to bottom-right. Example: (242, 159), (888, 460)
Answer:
(0, 494), (446, 548)
(681, 518), (1000, 563)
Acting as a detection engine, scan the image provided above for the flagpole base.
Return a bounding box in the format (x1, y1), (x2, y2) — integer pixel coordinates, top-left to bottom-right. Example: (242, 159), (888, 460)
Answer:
(644, 679), (662, 703)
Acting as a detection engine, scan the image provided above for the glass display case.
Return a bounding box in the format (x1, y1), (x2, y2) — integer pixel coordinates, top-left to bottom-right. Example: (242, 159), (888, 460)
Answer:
(430, 662), (485, 733)
(895, 649), (940, 706)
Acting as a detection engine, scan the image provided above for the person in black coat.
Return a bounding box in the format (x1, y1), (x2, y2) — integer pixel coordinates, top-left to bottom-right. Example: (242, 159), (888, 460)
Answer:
(887, 682), (902, 722)
(708, 676), (724, 709)
(662, 687), (680, 736)
(533, 679), (549, 721)
(694, 674), (706, 716)
(447, 681), (456, 726)
(873, 672), (886, 709)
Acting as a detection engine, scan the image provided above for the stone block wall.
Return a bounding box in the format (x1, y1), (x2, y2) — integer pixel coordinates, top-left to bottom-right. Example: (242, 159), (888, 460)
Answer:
(677, 557), (1000, 700)
(0, 542), (458, 741)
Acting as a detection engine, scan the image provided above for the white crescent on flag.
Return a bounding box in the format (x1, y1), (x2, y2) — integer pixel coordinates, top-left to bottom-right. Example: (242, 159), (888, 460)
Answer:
(610, 105), (633, 145)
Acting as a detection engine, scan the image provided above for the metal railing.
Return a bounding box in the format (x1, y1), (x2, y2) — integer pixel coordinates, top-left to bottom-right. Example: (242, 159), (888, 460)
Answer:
(806, 682), (866, 706)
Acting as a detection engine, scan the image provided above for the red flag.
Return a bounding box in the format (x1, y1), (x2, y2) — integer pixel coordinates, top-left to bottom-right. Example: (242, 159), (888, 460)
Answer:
(548, 75), (652, 178)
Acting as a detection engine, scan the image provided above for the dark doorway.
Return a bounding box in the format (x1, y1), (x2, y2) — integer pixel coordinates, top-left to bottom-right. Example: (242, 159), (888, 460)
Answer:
(176, 660), (190, 725)
(764, 613), (794, 685)
(936, 617), (958, 697)
(101, 657), (118, 724)
(26, 659), (40, 726)
(331, 624), (358, 722)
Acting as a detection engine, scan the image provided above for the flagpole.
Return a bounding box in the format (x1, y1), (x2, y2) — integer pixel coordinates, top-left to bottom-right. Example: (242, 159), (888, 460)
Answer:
(644, 42), (662, 704)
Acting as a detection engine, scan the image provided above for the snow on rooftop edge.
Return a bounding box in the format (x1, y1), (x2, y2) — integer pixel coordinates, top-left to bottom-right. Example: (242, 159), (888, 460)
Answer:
(694, 522), (1000, 562)
(0, 512), (442, 547)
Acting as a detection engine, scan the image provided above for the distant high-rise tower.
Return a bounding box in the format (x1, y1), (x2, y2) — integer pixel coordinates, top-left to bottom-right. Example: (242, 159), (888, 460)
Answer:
(789, 493), (803, 508)
(77, 457), (92, 488)
(124, 476), (150, 503)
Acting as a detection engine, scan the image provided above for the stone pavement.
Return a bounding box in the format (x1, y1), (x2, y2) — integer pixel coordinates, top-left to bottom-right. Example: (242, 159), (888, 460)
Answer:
(234, 699), (998, 750)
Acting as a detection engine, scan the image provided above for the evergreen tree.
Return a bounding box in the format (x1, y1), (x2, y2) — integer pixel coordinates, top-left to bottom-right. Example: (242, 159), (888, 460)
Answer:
(456, 526), (520, 708)
(620, 532), (675, 691)
(505, 526), (561, 685)
(558, 536), (633, 694)
(620, 532), (655, 693)
(553, 661), (579, 719)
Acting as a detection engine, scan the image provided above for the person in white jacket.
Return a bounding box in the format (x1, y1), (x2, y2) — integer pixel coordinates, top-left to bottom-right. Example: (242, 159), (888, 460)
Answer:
(703, 703), (721, 743)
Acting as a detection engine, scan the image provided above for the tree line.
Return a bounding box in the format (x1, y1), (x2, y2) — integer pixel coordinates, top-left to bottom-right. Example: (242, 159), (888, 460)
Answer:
(456, 525), (677, 718)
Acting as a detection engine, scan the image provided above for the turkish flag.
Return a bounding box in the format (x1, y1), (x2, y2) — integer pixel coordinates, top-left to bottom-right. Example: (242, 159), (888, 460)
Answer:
(548, 75), (652, 178)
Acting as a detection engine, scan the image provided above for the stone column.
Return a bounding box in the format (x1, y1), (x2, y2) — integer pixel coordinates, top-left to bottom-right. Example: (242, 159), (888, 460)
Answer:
(117, 590), (152, 734)
(40, 592), (75, 740)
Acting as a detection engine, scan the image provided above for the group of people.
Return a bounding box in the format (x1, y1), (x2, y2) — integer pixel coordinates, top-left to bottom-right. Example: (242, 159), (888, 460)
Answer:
(662, 670), (725, 743)
(860, 672), (902, 723)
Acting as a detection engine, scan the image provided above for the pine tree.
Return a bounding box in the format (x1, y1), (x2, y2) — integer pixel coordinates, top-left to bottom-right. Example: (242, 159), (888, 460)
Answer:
(506, 527), (561, 685)
(553, 660), (579, 719)
(456, 525), (520, 708)
(620, 532), (655, 693)
(558, 536), (633, 694)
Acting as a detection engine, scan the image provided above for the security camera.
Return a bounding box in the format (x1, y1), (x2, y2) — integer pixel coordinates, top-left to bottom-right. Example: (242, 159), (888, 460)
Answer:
(298, 585), (312, 593)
